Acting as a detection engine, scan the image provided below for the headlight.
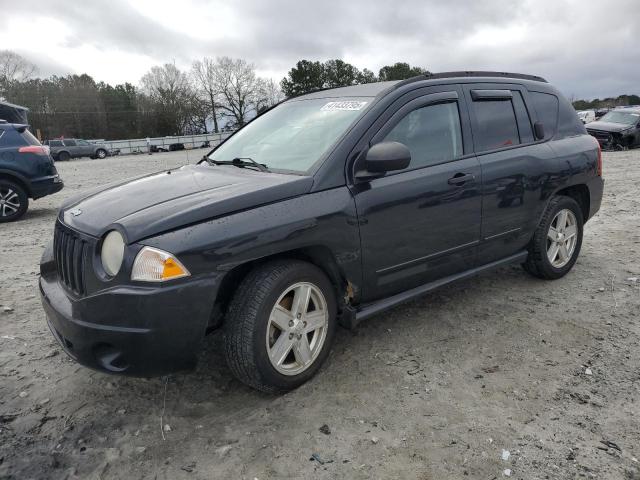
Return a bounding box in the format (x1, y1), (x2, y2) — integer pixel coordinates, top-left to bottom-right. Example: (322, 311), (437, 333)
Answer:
(101, 230), (125, 277)
(131, 246), (190, 282)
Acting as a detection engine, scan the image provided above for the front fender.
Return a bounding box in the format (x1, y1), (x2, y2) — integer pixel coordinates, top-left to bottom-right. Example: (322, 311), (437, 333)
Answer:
(140, 187), (363, 302)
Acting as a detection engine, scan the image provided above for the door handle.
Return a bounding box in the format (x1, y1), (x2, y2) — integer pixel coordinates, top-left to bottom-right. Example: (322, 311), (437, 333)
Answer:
(447, 173), (475, 185)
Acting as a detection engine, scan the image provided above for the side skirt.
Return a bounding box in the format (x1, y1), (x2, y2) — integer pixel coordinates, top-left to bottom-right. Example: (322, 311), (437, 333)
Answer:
(346, 251), (528, 327)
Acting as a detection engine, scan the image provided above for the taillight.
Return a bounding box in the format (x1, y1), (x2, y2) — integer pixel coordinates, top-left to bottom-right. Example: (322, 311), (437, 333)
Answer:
(596, 143), (602, 176)
(18, 145), (49, 156)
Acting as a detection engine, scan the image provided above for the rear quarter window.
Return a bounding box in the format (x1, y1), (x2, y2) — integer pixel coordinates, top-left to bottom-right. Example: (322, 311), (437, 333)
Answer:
(557, 96), (587, 137)
(529, 92), (558, 140)
(20, 129), (41, 146)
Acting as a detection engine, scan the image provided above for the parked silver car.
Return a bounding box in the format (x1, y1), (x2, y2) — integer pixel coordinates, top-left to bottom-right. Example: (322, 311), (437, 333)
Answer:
(44, 138), (110, 161)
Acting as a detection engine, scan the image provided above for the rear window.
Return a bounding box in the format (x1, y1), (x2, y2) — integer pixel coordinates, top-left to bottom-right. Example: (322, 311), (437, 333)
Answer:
(472, 99), (520, 151)
(49, 140), (63, 147)
(529, 92), (558, 139)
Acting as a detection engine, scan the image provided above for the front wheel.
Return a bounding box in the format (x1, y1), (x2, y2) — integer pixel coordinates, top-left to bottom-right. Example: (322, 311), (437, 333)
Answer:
(523, 195), (584, 279)
(224, 260), (337, 393)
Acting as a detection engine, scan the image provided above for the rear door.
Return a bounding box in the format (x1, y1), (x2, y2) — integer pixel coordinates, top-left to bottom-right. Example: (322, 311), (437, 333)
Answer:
(463, 83), (556, 264)
(352, 87), (482, 301)
(76, 139), (95, 156)
(62, 139), (79, 157)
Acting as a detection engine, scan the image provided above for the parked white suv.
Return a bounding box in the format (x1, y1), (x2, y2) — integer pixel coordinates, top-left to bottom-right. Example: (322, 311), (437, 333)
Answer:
(577, 110), (596, 124)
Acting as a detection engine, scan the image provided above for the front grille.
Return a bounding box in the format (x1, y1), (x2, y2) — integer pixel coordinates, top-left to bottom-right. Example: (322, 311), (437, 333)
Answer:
(53, 224), (88, 295)
(587, 129), (612, 142)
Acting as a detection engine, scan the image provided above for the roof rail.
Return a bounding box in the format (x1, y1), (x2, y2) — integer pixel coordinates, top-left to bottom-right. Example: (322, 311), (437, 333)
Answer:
(424, 71), (548, 83)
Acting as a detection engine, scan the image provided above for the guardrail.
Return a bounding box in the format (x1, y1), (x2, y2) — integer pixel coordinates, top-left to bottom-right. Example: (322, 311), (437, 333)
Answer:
(88, 132), (234, 155)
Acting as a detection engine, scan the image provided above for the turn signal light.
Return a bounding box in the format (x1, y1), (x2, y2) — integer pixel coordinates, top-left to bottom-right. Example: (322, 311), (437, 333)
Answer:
(131, 247), (190, 282)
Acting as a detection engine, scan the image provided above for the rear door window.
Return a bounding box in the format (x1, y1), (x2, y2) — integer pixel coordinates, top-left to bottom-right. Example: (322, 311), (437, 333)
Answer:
(49, 140), (63, 147)
(64, 139), (77, 147)
(471, 99), (520, 151)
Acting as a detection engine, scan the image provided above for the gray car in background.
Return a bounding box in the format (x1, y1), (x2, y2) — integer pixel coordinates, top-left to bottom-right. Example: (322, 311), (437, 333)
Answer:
(44, 138), (110, 161)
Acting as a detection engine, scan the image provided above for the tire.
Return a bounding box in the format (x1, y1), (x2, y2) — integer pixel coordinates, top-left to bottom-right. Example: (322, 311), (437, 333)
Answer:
(523, 195), (584, 280)
(223, 260), (337, 393)
(57, 151), (70, 162)
(0, 180), (29, 222)
(96, 149), (107, 159)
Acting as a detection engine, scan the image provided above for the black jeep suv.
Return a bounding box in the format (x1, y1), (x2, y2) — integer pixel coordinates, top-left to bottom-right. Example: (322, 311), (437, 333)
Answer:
(40, 72), (604, 392)
(0, 121), (63, 222)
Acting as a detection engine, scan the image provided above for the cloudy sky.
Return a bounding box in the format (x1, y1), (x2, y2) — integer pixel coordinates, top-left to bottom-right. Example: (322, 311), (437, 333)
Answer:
(1, 0), (637, 99)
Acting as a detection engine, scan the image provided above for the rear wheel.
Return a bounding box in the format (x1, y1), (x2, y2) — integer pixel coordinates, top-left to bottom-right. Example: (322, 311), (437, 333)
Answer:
(523, 196), (583, 279)
(0, 180), (28, 222)
(96, 149), (107, 159)
(223, 260), (337, 393)
(57, 151), (70, 161)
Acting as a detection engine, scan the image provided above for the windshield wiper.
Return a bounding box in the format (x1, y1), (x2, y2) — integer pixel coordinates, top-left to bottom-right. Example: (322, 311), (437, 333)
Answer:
(208, 157), (270, 172)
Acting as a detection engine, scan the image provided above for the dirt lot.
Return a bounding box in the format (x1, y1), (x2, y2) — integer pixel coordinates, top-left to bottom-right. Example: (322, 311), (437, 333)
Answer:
(1, 149), (639, 480)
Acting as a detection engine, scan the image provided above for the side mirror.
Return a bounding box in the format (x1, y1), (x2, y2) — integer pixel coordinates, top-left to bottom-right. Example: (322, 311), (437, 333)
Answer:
(534, 122), (545, 140)
(356, 141), (411, 180)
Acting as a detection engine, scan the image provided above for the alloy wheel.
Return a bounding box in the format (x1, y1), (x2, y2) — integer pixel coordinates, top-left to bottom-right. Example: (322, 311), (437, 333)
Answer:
(0, 187), (21, 218)
(266, 282), (329, 376)
(547, 208), (578, 268)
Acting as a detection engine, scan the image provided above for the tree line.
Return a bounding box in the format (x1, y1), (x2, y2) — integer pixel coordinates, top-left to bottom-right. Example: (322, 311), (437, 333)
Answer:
(572, 94), (640, 111)
(0, 49), (428, 141)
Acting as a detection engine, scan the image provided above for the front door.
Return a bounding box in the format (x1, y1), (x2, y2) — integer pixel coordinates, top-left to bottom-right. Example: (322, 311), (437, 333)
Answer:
(352, 90), (482, 302)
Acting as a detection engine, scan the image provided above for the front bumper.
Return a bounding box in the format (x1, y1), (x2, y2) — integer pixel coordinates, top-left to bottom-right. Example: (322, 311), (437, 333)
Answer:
(39, 241), (220, 376)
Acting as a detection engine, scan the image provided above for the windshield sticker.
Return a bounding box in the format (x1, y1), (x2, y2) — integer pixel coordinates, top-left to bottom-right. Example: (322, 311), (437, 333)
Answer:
(321, 101), (368, 111)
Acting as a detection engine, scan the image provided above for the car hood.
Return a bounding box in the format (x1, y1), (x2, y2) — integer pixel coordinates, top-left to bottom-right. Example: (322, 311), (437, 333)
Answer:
(586, 121), (632, 133)
(59, 164), (314, 242)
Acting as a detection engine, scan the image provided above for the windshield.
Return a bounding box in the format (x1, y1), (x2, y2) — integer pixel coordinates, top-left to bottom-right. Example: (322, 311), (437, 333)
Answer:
(208, 97), (370, 173)
(599, 111), (640, 125)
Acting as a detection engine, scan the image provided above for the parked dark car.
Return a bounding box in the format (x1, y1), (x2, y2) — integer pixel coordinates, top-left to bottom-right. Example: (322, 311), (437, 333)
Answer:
(0, 121), (63, 222)
(586, 108), (640, 149)
(44, 138), (110, 161)
(168, 142), (185, 151)
(150, 145), (168, 153)
(40, 72), (604, 392)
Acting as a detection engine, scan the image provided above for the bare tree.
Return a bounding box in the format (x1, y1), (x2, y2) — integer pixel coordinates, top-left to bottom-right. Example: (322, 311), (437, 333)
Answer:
(0, 50), (38, 83)
(212, 57), (263, 128)
(191, 58), (221, 133)
(140, 63), (194, 135)
(256, 78), (285, 114)
(0, 50), (38, 99)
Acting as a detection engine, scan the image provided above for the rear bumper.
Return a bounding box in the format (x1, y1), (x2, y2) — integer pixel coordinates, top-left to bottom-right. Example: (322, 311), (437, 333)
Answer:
(39, 242), (220, 376)
(31, 174), (64, 199)
(586, 176), (604, 220)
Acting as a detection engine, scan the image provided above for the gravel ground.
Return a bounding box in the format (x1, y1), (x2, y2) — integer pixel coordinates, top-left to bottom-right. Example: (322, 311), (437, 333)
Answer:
(1, 150), (639, 480)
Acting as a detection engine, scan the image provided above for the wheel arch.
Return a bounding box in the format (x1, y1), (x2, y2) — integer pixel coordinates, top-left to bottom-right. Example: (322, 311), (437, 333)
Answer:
(0, 170), (33, 197)
(554, 184), (590, 222)
(207, 245), (351, 332)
